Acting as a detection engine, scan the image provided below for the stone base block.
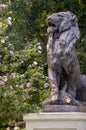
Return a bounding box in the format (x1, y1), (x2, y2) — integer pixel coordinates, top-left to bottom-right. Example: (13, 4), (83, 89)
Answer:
(24, 112), (86, 130)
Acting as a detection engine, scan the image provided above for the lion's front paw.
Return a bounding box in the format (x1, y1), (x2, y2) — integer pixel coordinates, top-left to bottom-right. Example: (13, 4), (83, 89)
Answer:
(57, 92), (72, 105)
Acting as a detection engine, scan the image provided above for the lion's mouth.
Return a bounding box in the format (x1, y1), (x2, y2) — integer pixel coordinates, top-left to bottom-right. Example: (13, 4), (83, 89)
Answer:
(48, 22), (56, 28)
(47, 21), (58, 33)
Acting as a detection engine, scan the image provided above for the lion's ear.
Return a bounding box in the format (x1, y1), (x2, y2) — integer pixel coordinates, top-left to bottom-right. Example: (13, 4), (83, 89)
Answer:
(59, 19), (71, 33)
(70, 15), (78, 26)
(71, 15), (80, 39)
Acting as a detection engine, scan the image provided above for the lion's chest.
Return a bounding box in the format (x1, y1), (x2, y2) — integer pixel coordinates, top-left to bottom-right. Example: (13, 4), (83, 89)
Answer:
(47, 38), (74, 69)
(47, 39), (65, 60)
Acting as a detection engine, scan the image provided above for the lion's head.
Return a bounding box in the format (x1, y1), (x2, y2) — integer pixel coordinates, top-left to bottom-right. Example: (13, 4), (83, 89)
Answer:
(47, 11), (80, 39)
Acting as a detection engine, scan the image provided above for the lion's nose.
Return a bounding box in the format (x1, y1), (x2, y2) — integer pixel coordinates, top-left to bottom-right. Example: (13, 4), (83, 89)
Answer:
(48, 16), (51, 20)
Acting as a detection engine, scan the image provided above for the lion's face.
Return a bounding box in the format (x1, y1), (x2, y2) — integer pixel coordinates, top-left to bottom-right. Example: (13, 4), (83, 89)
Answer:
(47, 11), (77, 34)
(47, 13), (64, 33)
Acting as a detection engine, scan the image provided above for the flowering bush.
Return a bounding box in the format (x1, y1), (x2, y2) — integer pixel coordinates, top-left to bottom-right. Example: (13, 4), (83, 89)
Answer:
(0, 39), (50, 127)
(0, 3), (50, 127)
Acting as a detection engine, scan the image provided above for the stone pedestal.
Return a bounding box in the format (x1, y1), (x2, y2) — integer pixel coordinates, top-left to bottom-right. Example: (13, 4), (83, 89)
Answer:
(24, 112), (86, 130)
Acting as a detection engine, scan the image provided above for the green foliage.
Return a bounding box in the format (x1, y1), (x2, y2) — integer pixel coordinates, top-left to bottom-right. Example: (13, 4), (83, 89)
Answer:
(77, 36), (86, 74)
(8, 0), (86, 42)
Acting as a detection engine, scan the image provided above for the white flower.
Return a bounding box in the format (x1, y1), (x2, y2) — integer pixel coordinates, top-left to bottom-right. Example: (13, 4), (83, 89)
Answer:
(33, 61), (38, 65)
(9, 85), (13, 90)
(38, 45), (42, 50)
(26, 82), (32, 88)
(38, 50), (42, 53)
(6, 36), (9, 39)
(4, 47), (8, 51)
(16, 84), (19, 87)
(0, 81), (4, 85)
(0, 4), (7, 9)
(7, 17), (11, 21)
(44, 83), (49, 88)
(9, 11), (12, 14)
(0, 39), (5, 43)
(7, 17), (12, 25)
(11, 72), (16, 78)
(7, 20), (11, 25)
(10, 50), (14, 56)
(21, 61), (24, 64)
(3, 76), (8, 82)
(37, 42), (41, 45)
(21, 74), (25, 78)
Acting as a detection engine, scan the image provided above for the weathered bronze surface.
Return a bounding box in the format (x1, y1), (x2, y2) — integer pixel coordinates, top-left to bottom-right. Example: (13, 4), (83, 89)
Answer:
(43, 11), (86, 107)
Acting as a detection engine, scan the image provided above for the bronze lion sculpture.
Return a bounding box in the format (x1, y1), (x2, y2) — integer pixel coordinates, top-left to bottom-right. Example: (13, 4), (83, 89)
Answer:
(44, 11), (81, 105)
